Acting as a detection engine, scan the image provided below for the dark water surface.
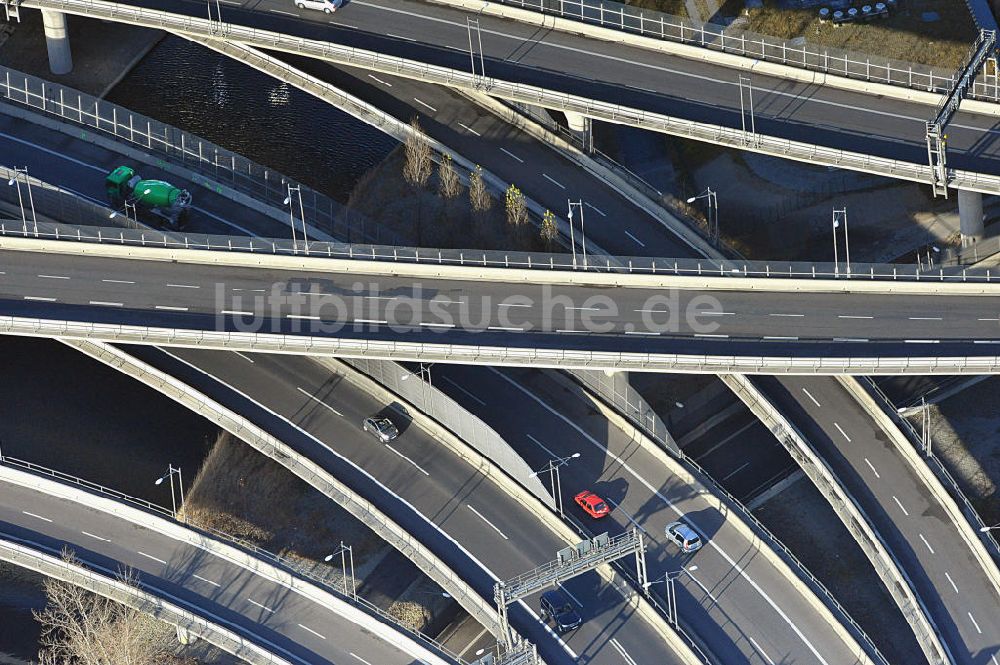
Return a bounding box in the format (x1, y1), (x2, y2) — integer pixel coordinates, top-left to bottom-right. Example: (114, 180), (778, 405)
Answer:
(106, 36), (396, 202)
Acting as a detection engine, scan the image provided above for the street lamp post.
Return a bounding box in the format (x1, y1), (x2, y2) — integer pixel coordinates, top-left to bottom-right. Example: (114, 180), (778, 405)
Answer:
(155, 465), (185, 518)
(567, 199), (588, 269)
(832, 208), (851, 277)
(980, 524), (1000, 533)
(283, 184), (309, 254)
(324, 541), (356, 599)
(642, 565), (698, 628)
(529, 453), (581, 517)
(7, 167), (35, 235)
(686, 188), (718, 246)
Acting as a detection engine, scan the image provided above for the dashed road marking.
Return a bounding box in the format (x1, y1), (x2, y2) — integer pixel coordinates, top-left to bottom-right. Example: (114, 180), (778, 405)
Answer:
(385, 444), (430, 476)
(721, 461), (751, 481)
(909, 316), (942, 321)
(90, 301), (123, 307)
(838, 315), (873, 319)
(802, 388), (821, 407)
(296, 387), (344, 417)
(247, 598), (275, 613)
(367, 74), (392, 87)
(222, 310), (256, 316)
(467, 505), (509, 540)
(37, 274), (69, 280)
(103, 279), (135, 284)
(769, 313), (804, 317)
(192, 574), (221, 588)
(833, 423), (851, 442)
(441, 375), (486, 406)
(863, 458), (880, 478)
(892, 495), (909, 516)
(458, 122), (480, 136)
(24, 296), (55, 302)
(268, 8), (297, 15)
(609, 638), (638, 665)
(919, 533), (935, 554)
(137, 551), (167, 565)
(350, 654), (373, 665)
(500, 147), (524, 163)
(413, 97), (437, 112)
(585, 202), (606, 217)
(749, 638), (777, 665)
(298, 623), (327, 640)
(542, 173), (565, 189)
(81, 531), (108, 541)
(155, 305), (189, 312)
(944, 571), (959, 593)
(968, 612), (982, 634)
(625, 230), (645, 247)
(22, 511), (52, 522)
(167, 283), (200, 289)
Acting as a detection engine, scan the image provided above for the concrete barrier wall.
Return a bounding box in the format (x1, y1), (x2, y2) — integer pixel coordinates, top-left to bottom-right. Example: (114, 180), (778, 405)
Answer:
(0, 463), (454, 665)
(0, 535), (297, 665)
(57, 338), (506, 640)
(721, 374), (953, 665)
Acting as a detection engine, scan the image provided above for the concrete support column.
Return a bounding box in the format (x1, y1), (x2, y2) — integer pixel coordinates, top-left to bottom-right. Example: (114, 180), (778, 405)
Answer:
(564, 111), (593, 153)
(175, 625), (198, 645)
(958, 189), (985, 246)
(41, 10), (73, 76)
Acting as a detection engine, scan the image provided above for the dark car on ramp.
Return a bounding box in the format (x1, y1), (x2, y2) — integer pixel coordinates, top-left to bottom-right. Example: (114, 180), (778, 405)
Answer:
(540, 589), (582, 633)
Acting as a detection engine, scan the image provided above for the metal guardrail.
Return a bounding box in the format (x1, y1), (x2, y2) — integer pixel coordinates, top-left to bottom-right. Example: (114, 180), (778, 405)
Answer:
(0, 453), (472, 664)
(723, 375), (952, 665)
(0, 65), (394, 244)
(568, 369), (890, 664)
(18, 0), (998, 194)
(862, 379), (1000, 568)
(10, 219), (1000, 284)
(0, 535), (296, 665)
(467, 0), (1000, 102)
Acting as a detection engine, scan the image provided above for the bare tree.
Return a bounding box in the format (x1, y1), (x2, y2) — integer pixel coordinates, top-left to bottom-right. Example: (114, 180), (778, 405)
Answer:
(403, 117), (433, 188)
(540, 208), (558, 247)
(34, 549), (177, 665)
(505, 184), (529, 228)
(469, 165), (492, 214)
(438, 153), (461, 199)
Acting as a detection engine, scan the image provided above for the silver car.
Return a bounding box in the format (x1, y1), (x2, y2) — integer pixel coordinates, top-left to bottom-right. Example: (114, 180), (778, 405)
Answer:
(294, 0), (342, 13)
(665, 520), (703, 553)
(363, 416), (399, 443)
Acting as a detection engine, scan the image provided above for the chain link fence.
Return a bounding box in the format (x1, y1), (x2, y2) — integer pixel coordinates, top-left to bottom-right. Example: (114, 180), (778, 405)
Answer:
(470, 0), (1000, 100)
(0, 64), (394, 243)
(339, 357), (554, 509)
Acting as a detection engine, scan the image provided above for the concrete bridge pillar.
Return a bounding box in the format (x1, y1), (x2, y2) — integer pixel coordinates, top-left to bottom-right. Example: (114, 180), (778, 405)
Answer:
(564, 111), (593, 153)
(41, 10), (73, 75)
(958, 189), (985, 246)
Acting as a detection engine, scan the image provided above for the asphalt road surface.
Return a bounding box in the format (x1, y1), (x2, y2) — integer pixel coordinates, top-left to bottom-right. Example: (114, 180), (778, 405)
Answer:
(0, 478), (440, 665)
(46, 0), (1000, 176)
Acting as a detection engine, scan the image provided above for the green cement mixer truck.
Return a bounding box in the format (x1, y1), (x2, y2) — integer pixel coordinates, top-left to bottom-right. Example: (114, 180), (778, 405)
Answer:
(105, 165), (191, 230)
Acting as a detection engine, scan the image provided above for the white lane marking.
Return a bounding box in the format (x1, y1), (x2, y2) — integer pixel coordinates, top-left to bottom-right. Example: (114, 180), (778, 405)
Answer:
(500, 147), (524, 163)
(441, 375), (487, 406)
(350, 654), (373, 665)
(386, 32), (416, 41)
(487, 325), (525, 331)
(296, 387), (344, 417)
(354, 318), (389, 325)
(368, 74), (392, 87)
(103, 279), (135, 284)
(892, 495), (909, 516)
(978, 317), (1000, 321)
(909, 316), (942, 321)
(695, 333), (729, 338)
(864, 458), (880, 478)
(833, 337), (869, 342)
(467, 504), (509, 540)
(233, 351), (255, 363)
(286, 314), (320, 320)
(625, 330), (659, 336)
(497, 302), (532, 308)
(167, 283), (200, 289)
(90, 301), (123, 307)
(419, 321), (456, 328)
(557, 582), (584, 607)
(542, 173), (566, 189)
(697, 310), (735, 316)
(155, 305), (189, 312)
(905, 339), (940, 344)
(37, 274), (69, 280)
(609, 638), (638, 665)
(992, 653), (999, 665)
(491, 369), (833, 665)
(584, 202), (606, 217)
(748, 637), (777, 665)
(23, 296), (56, 302)
(944, 571), (959, 593)
(684, 569), (720, 605)
(413, 97), (437, 112)
(458, 122), (481, 136)
(968, 612), (983, 634)
(919, 533), (935, 554)
(247, 598), (275, 613)
(838, 315), (873, 319)
(192, 574), (221, 588)
(527, 433), (558, 458)
(298, 623), (327, 640)
(833, 422), (851, 442)
(763, 336), (798, 340)
(721, 461), (751, 481)
(81, 531), (108, 541)
(137, 551), (167, 565)
(625, 230), (645, 247)
(268, 8), (297, 15)
(385, 444), (431, 476)
(604, 497), (647, 534)
(769, 313), (803, 317)
(222, 310), (256, 316)
(802, 388), (821, 407)
(22, 511), (52, 522)
(555, 328), (584, 333)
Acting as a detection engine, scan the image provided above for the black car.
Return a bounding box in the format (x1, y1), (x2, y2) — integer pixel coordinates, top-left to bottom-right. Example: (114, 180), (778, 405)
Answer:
(540, 589), (582, 633)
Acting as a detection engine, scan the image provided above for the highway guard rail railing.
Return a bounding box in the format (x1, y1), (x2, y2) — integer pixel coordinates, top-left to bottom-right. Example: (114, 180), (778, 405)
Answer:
(436, 0), (1000, 102)
(15, 0), (1000, 195)
(0, 452), (474, 665)
(568, 368), (891, 664)
(8, 219), (1000, 284)
(0, 535), (297, 665)
(861, 379), (1000, 568)
(0, 65), (395, 244)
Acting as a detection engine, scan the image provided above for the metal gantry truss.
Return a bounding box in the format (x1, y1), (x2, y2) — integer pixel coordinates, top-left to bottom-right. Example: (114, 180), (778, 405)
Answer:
(494, 529), (647, 647)
(3, 0), (20, 22)
(925, 29), (997, 197)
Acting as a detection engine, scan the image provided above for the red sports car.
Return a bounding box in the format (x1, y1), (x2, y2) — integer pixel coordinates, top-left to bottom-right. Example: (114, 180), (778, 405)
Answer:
(574, 490), (610, 519)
